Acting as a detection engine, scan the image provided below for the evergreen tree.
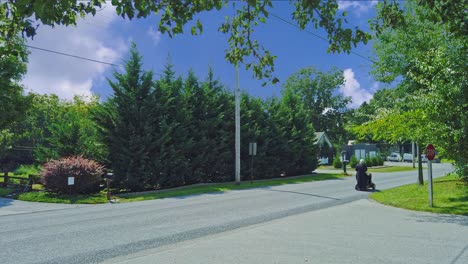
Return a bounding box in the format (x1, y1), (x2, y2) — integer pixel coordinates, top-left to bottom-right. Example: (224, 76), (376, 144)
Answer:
(105, 43), (154, 190)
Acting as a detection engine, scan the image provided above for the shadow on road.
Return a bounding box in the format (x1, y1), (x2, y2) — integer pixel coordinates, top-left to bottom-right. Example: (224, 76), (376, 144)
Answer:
(0, 197), (13, 208)
(411, 213), (468, 227)
(265, 188), (341, 201)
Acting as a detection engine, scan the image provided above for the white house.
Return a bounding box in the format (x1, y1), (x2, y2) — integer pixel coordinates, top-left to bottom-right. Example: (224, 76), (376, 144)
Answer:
(315, 132), (333, 164)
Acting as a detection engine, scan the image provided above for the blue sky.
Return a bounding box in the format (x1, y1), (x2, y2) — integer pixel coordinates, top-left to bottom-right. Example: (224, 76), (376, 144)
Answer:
(22, 1), (382, 108)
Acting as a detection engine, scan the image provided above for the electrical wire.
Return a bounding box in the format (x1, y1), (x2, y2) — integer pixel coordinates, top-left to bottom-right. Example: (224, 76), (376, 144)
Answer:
(269, 12), (375, 64)
(24, 44), (121, 67)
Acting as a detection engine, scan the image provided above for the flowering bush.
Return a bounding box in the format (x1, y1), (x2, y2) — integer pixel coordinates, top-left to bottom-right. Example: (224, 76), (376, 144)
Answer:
(41, 156), (104, 194)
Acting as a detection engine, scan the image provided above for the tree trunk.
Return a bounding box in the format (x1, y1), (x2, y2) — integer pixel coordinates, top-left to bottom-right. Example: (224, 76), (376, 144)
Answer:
(417, 142), (424, 185)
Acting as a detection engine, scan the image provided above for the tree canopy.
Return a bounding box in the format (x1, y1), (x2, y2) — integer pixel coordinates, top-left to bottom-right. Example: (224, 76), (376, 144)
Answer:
(2, 0), (370, 84)
(358, 0), (467, 180)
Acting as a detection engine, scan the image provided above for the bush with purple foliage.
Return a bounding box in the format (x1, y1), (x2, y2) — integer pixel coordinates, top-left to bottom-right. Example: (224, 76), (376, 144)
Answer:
(41, 156), (105, 194)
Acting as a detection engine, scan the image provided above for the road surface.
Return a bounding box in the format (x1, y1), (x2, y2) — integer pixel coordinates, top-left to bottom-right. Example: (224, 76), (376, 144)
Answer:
(1, 163), (465, 264)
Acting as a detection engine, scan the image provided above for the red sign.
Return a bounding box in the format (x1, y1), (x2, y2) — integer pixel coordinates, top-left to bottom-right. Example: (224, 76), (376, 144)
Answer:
(426, 144), (436, 161)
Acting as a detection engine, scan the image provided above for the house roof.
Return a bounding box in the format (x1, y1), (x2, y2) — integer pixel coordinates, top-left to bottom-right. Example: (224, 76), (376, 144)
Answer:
(315, 132), (333, 147)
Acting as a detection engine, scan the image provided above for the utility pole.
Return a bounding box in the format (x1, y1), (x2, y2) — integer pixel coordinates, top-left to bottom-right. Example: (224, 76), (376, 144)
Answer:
(235, 63), (241, 185)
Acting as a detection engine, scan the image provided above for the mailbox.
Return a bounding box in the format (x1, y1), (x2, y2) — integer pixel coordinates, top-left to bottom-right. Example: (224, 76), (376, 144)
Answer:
(103, 172), (114, 180)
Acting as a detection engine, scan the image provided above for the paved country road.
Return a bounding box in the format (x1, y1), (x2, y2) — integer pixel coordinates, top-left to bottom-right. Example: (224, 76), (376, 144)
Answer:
(0, 163), (464, 264)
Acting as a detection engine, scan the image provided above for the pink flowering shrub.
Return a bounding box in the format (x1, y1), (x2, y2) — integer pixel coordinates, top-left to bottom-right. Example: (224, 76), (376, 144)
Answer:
(41, 156), (104, 194)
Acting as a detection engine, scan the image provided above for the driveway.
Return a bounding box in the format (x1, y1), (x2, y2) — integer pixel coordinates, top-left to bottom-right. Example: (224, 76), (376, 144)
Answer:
(102, 199), (468, 264)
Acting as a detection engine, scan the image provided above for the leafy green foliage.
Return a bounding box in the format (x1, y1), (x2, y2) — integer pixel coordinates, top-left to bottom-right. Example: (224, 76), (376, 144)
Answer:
(94, 45), (320, 191)
(349, 155), (358, 168)
(0, 33), (30, 132)
(3, 0), (370, 85)
(366, 1), (467, 181)
(97, 43), (155, 191)
(41, 156), (105, 194)
(283, 66), (351, 145)
(13, 164), (41, 176)
(365, 156), (373, 167)
(376, 155), (384, 166)
(333, 153), (342, 169)
(3, 94), (106, 165)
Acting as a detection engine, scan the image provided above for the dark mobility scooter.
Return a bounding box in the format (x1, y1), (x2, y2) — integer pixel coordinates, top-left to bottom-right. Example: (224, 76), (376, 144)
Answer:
(355, 172), (376, 191)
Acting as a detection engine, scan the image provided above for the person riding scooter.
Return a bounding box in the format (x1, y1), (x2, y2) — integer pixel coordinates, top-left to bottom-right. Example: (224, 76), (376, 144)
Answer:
(355, 159), (375, 191)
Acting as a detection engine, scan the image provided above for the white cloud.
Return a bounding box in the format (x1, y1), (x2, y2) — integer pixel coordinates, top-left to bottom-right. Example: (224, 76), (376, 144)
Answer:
(340, 68), (373, 108)
(21, 5), (128, 100)
(147, 26), (162, 46)
(338, 1), (378, 16)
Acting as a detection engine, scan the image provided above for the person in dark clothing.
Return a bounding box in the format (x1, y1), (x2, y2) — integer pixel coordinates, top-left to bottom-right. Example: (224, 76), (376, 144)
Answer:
(355, 159), (368, 190)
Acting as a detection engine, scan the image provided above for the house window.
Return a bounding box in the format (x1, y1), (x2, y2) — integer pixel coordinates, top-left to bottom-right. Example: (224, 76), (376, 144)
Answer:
(355, 149), (365, 159)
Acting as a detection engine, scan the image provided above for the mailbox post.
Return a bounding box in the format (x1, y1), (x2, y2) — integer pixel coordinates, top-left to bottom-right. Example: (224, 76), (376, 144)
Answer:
(341, 151), (347, 174)
(104, 172), (114, 201)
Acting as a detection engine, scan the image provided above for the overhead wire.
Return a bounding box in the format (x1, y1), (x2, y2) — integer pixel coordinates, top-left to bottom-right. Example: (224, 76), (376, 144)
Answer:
(24, 44), (121, 67)
(22, 3), (378, 76)
(268, 12), (376, 64)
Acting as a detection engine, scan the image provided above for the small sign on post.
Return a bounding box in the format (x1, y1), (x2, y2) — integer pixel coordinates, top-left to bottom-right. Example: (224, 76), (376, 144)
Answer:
(426, 144), (435, 207)
(249, 142), (257, 156)
(249, 142), (257, 183)
(68, 177), (75, 186)
(67, 176), (74, 196)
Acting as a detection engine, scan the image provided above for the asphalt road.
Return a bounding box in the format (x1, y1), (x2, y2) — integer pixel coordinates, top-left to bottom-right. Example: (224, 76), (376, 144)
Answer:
(0, 163), (461, 264)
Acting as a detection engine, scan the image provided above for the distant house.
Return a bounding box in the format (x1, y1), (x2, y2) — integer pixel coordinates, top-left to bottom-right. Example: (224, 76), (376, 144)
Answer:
(343, 142), (378, 161)
(315, 132), (333, 164)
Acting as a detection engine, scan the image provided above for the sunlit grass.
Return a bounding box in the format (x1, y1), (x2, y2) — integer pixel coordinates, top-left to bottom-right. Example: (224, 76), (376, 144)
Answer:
(7, 173), (342, 204)
(368, 166), (418, 173)
(0, 188), (14, 196)
(371, 174), (468, 215)
(118, 173), (344, 202)
(17, 191), (108, 204)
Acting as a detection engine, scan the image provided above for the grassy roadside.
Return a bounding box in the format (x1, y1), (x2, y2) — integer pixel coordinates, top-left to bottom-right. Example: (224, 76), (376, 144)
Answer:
(368, 166), (417, 173)
(3, 173), (344, 204)
(117, 173), (345, 202)
(370, 174), (468, 215)
(320, 165), (418, 173)
(0, 188), (14, 197)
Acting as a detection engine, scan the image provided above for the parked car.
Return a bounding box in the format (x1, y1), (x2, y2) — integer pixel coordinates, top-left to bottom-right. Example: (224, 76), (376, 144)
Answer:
(387, 152), (402, 162)
(420, 154), (440, 163)
(403, 153), (413, 162)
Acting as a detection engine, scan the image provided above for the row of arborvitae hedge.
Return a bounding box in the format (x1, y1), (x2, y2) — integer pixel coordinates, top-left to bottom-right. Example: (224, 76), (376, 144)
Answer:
(333, 154), (384, 169)
(349, 155), (384, 168)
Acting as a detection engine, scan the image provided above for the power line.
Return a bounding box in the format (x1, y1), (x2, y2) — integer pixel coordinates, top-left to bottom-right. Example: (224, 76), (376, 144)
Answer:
(24, 44), (164, 76)
(269, 12), (375, 64)
(24, 44), (121, 67)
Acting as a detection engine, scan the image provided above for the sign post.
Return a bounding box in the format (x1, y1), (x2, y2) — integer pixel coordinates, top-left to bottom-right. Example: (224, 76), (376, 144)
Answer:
(426, 144), (436, 207)
(341, 151), (347, 174)
(67, 176), (75, 195)
(249, 142), (257, 183)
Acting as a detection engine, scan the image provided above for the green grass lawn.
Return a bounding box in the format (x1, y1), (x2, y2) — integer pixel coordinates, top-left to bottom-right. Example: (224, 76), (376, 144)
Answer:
(6, 173), (344, 204)
(118, 173), (345, 202)
(0, 188), (14, 196)
(370, 174), (468, 215)
(367, 166), (418, 173)
(319, 165), (418, 173)
(17, 191), (109, 204)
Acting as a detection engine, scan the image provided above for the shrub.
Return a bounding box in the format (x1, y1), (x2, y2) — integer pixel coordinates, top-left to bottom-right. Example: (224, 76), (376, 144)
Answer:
(41, 156), (105, 194)
(371, 157), (379, 167)
(333, 153), (343, 168)
(365, 156), (373, 167)
(376, 155), (384, 166)
(349, 155), (358, 168)
(13, 164), (41, 176)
